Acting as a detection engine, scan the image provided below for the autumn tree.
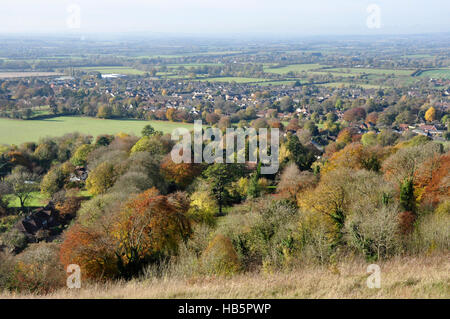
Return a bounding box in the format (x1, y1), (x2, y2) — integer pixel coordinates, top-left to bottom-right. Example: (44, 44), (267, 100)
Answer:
(160, 155), (204, 189)
(113, 188), (192, 278)
(60, 224), (118, 280)
(70, 144), (94, 167)
(85, 161), (117, 195)
(277, 163), (316, 200)
(424, 106), (436, 122)
(343, 107), (366, 122)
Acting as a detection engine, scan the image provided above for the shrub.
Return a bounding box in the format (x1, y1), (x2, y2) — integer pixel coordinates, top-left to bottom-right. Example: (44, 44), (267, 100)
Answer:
(201, 234), (240, 276)
(297, 210), (336, 264)
(10, 243), (65, 294)
(188, 190), (217, 226)
(217, 199), (299, 270)
(410, 208), (449, 253)
(345, 205), (402, 261)
(1, 228), (27, 253)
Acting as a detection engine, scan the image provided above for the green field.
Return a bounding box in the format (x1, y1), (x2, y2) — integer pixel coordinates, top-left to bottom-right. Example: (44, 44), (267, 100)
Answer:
(264, 63), (325, 74)
(317, 82), (389, 89)
(0, 117), (195, 145)
(325, 67), (414, 76)
(5, 192), (48, 208)
(77, 66), (146, 75)
(418, 68), (450, 79)
(200, 77), (269, 83)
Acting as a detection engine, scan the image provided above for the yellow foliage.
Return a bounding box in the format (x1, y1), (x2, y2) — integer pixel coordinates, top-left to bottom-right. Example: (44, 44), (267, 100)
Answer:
(188, 190), (217, 226)
(201, 234), (240, 276)
(425, 107), (436, 122)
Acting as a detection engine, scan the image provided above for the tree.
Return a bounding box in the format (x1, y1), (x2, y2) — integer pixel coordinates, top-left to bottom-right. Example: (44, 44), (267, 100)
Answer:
(277, 163), (316, 200)
(203, 163), (244, 216)
(425, 106), (436, 122)
(166, 108), (175, 122)
(113, 189), (192, 278)
(97, 105), (112, 119)
(60, 224), (118, 280)
(70, 144), (94, 167)
(160, 156), (204, 189)
(85, 162), (117, 195)
(40, 165), (69, 196)
(247, 164), (261, 199)
(285, 134), (315, 171)
(6, 170), (39, 212)
(343, 107), (366, 122)
(141, 124), (156, 137)
(205, 112), (220, 125)
(130, 135), (173, 155)
(188, 190), (217, 226)
(399, 178), (415, 212)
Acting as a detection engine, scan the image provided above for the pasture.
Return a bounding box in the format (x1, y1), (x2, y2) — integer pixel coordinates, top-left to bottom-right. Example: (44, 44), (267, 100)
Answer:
(325, 67), (414, 76)
(264, 63), (325, 74)
(0, 72), (62, 79)
(77, 66), (146, 75)
(200, 77), (268, 83)
(0, 116), (195, 145)
(418, 68), (450, 79)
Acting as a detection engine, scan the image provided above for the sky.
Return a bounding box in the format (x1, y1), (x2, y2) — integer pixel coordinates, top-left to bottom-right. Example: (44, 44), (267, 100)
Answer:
(1, 0), (449, 36)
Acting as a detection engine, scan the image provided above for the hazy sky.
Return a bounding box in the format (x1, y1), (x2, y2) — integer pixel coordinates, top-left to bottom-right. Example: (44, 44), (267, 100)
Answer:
(1, 0), (449, 35)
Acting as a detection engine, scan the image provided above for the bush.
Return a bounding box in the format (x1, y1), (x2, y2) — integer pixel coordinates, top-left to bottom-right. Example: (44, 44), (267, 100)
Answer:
(188, 190), (217, 226)
(1, 228), (27, 253)
(297, 210), (336, 264)
(345, 205), (402, 261)
(9, 243), (65, 294)
(409, 207), (449, 253)
(201, 234), (240, 276)
(217, 199), (299, 271)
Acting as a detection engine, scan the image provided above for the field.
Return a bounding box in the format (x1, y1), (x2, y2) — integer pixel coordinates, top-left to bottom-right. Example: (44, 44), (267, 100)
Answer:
(324, 67), (415, 76)
(77, 66), (146, 75)
(200, 77), (268, 83)
(264, 63), (325, 74)
(418, 68), (450, 79)
(5, 192), (47, 208)
(0, 72), (62, 79)
(3, 254), (448, 299)
(0, 117), (195, 145)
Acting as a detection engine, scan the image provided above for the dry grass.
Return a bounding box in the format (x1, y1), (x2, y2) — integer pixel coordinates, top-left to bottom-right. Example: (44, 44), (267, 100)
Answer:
(2, 254), (448, 299)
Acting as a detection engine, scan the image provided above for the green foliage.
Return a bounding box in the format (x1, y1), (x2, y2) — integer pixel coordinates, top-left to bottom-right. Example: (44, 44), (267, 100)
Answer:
(285, 134), (315, 170)
(71, 144), (94, 166)
(400, 178), (416, 212)
(218, 199), (299, 270)
(203, 163), (245, 215)
(40, 165), (67, 196)
(85, 161), (117, 195)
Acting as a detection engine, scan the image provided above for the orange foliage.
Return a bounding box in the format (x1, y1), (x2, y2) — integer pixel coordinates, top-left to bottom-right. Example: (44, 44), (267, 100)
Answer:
(322, 143), (390, 174)
(113, 188), (192, 266)
(415, 153), (450, 206)
(160, 155), (203, 188)
(60, 224), (117, 280)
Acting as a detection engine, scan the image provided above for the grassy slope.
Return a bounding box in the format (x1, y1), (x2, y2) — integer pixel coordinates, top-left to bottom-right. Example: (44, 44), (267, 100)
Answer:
(0, 117), (194, 145)
(3, 254), (448, 299)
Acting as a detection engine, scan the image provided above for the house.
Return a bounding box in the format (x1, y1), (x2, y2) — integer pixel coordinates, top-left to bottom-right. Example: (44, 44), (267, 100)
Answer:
(15, 203), (61, 242)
